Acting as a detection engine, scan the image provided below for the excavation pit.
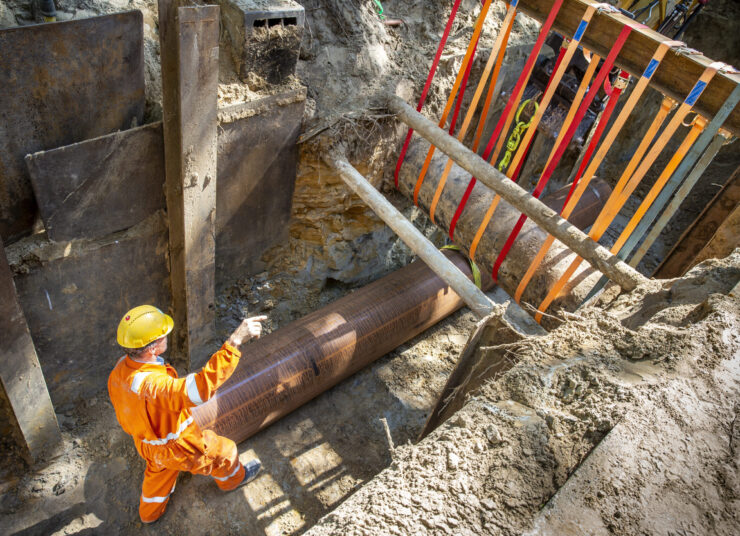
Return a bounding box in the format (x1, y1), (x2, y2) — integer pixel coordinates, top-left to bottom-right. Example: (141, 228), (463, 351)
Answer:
(1, 0), (739, 535)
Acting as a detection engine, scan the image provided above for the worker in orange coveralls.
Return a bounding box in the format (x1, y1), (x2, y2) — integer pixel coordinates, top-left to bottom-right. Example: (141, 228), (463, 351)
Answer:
(108, 305), (267, 523)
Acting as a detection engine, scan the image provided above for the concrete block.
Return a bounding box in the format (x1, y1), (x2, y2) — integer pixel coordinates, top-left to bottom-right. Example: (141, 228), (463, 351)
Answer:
(218, 0), (304, 85)
(25, 123), (165, 242)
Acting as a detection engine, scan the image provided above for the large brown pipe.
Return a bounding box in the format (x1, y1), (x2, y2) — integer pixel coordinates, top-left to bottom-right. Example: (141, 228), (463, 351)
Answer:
(193, 181), (607, 443)
(194, 251), (474, 443)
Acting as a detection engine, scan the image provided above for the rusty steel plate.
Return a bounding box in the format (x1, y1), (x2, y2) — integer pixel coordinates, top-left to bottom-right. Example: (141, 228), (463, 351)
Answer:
(216, 93), (305, 288)
(26, 122), (165, 241)
(0, 12), (145, 243)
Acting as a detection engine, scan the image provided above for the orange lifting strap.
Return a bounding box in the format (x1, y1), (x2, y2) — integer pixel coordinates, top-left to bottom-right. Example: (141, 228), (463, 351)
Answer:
(428, 0), (521, 223)
(514, 39), (684, 303)
(412, 0), (495, 205)
(533, 61), (725, 323)
(459, 4), (600, 246)
(469, 49), (601, 262)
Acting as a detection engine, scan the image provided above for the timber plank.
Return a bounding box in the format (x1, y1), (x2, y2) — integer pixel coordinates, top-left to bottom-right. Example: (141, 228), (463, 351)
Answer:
(0, 238), (61, 463)
(159, 2), (219, 370)
(654, 166), (740, 278)
(517, 0), (740, 136)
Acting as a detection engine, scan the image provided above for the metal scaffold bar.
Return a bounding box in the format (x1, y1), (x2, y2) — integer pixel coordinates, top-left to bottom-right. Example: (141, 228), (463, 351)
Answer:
(326, 152), (496, 319)
(386, 94), (647, 292)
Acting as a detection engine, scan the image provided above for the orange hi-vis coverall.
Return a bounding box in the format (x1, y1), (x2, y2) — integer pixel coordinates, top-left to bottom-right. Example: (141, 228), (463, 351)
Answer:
(108, 343), (245, 523)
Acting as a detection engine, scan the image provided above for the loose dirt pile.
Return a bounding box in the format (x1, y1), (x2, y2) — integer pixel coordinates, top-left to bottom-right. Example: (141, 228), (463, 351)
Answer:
(306, 252), (740, 535)
(2, 253), (737, 535)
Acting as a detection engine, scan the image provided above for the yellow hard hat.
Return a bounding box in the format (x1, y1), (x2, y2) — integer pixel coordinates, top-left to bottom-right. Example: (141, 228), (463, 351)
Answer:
(117, 305), (174, 349)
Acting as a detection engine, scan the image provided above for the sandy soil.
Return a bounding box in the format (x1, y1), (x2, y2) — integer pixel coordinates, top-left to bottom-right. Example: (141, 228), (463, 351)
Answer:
(2, 253), (737, 535)
(305, 253), (740, 536)
(2, 1), (739, 535)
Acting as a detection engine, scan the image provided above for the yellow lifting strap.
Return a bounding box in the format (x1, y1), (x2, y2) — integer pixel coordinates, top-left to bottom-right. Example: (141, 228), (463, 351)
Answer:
(441, 245), (482, 289)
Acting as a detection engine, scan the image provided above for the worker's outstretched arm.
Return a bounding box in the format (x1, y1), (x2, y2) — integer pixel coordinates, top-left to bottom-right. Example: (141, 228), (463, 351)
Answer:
(138, 316), (267, 410)
(186, 315), (268, 405)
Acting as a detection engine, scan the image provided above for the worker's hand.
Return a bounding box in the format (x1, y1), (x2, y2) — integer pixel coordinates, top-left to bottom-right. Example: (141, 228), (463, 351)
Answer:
(244, 315), (267, 340)
(228, 315), (268, 347)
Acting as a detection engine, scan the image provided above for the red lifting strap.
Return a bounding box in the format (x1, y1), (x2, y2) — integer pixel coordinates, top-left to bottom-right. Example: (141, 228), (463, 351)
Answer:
(480, 0), (565, 168)
(450, 39), (480, 137)
(562, 69), (630, 208)
(394, 0), (463, 188)
(490, 24), (633, 282)
(508, 43), (569, 183)
(448, 170), (477, 239)
(448, 37), (568, 240)
(447, 0), (564, 239)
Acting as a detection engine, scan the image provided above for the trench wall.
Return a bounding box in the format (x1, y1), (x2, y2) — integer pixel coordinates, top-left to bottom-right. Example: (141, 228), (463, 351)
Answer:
(0, 0), (527, 412)
(5, 97), (303, 410)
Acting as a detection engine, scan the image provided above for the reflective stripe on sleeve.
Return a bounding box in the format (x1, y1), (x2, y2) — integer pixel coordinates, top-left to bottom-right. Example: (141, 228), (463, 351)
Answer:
(142, 483), (176, 503)
(130, 371), (153, 394)
(185, 373), (204, 406)
(212, 463), (242, 482)
(141, 416), (194, 446)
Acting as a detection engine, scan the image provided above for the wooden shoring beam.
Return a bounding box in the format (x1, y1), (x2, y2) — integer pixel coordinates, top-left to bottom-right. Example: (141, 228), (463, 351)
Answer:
(516, 0), (740, 136)
(159, 1), (219, 369)
(386, 95), (647, 292)
(0, 238), (61, 463)
(326, 153), (496, 318)
(654, 165), (740, 278)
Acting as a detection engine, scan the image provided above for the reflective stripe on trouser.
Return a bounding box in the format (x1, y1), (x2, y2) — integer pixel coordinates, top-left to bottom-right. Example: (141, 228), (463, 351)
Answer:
(140, 464), (179, 523)
(138, 429), (246, 523)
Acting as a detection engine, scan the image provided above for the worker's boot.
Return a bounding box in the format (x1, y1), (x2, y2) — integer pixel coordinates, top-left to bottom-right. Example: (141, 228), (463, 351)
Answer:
(232, 459), (261, 490)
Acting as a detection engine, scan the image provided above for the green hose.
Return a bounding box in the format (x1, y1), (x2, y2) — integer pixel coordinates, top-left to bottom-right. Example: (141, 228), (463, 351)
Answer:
(373, 0), (385, 20)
